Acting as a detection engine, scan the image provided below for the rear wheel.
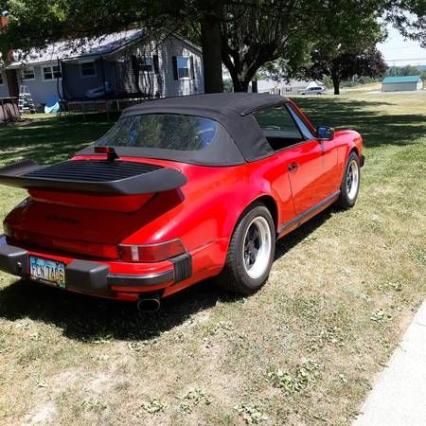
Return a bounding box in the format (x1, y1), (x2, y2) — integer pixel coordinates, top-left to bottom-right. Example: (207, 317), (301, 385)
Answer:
(336, 151), (360, 209)
(217, 204), (276, 295)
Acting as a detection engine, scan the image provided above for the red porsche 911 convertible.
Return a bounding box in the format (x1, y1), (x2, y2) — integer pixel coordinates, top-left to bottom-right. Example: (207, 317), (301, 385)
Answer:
(0, 93), (363, 311)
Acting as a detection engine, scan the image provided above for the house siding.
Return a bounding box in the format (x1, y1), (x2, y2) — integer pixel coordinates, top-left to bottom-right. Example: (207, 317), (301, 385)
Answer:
(18, 64), (62, 105)
(108, 42), (162, 97)
(160, 37), (204, 97)
(382, 81), (421, 92)
(61, 35), (203, 101)
(62, 59), (105, 100)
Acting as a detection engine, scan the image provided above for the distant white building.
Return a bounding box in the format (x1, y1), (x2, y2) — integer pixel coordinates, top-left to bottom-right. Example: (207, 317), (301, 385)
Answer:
(381, 76), (423, 92)
(255, 78), (324, 94)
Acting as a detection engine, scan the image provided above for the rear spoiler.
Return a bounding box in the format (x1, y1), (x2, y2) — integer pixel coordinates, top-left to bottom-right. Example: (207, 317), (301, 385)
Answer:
(0, 159), (187, 195)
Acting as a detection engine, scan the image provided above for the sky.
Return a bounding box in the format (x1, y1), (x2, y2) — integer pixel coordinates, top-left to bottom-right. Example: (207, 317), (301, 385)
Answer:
(378, 24), (426, 66)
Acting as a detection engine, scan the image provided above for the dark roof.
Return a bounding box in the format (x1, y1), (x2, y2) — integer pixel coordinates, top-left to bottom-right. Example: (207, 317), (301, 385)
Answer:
(8, 30), (145, 67)
(77, 93), (292, 164)
(121, 93), (288, 162)
(125, 93), (288, 116)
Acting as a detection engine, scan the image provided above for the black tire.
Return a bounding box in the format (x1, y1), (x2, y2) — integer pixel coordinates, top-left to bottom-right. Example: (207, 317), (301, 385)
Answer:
(336, 151), (361, 209)
(217, 204), (276, 295)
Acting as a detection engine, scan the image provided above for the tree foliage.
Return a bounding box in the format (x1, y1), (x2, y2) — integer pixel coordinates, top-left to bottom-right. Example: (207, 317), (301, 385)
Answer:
(387, 64), (423, 76)
(305, 48), (387, 94)
(384, 0), (426, 47)
(220, 0), (311, 92)
(296, 1), (387, 94)
(0, 0), (424, 93)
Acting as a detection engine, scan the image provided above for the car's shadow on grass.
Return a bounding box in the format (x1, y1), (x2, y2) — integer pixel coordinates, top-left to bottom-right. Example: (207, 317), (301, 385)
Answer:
(0, 277), (232, 341)
(0, 207), (334, 342)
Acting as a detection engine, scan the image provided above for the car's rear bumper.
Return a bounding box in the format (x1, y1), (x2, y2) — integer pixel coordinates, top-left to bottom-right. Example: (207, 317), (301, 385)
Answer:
(0, 236), (191, 300)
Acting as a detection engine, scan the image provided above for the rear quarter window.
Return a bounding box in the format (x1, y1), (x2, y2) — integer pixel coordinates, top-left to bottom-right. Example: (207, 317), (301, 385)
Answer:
(96, 114), (219, 151)
(94, 112), (245, 166)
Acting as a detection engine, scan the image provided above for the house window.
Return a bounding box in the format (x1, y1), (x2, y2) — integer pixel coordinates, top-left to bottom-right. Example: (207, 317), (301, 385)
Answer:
(80, 62), (96, 77)
(21, 67), (35, 80)
(43, 65), (62, 80)
(177, 56), (190, 79)
(140, 56), (153, 72)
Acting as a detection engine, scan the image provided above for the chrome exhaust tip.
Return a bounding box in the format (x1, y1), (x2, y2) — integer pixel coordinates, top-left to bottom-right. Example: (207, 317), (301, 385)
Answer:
(137, 293), (161, 313)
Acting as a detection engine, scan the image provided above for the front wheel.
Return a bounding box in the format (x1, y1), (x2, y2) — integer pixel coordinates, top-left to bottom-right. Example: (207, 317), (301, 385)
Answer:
(336, 152), (361, 209)
(217, 204), (276, 295)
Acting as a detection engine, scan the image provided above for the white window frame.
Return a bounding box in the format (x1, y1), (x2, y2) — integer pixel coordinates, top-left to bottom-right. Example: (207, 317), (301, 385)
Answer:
(80, 61), (97, 78)
(21, 66), (35, 81)
(140, 56), (154, 73)
(42, 64), (62, 81)
(41, 65), (62, 81)
(177, 56), (190, 80)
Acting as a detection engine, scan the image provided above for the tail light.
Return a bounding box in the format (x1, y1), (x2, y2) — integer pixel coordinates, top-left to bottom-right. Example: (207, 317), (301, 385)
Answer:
(118, 239), (186, 263)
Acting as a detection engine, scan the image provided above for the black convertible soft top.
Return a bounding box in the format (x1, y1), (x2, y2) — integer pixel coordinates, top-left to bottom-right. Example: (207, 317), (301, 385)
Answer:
(125, 93), (288, 117)
(80, 93), (290, 164)
(0, 95), (290, 194)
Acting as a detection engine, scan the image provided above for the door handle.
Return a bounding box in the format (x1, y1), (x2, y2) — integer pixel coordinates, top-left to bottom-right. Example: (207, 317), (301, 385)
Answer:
(288, 162), (299, 172)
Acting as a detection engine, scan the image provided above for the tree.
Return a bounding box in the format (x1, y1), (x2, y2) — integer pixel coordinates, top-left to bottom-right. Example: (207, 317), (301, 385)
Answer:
(296, 0), (386, 95)
(0, 0), (424, 94)
(0, 0), (330, 93)
(220, 0), (311, 92)
(387, 64), (421, 76)
(357, 49), (388, 79)
(302, 47), (387, 94)
(384, 0), (426, 47)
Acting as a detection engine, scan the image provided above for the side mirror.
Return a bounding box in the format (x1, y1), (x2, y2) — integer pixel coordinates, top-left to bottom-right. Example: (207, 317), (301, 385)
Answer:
(316, 125), (335, 141)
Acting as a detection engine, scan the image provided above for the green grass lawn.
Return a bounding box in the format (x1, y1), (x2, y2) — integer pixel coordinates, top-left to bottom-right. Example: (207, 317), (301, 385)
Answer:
(0, 91), (425, 425)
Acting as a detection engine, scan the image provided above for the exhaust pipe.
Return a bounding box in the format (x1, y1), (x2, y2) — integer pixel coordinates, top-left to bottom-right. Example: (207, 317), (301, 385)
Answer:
(137, 293), (161, 313)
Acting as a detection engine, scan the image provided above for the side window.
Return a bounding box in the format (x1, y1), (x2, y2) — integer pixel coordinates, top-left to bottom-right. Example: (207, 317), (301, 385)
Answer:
(80, 62), (96, 77)
(177, 56), (190, 79)
(254, 106), (304, 151)
(140, 56), (153, 72)
(21, 67), (35, 81)
(287, 105), (315, 140)
(43, 65), (62, 80)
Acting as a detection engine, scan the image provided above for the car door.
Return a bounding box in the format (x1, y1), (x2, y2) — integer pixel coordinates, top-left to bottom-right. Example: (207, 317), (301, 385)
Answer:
(254, 105), (336, 216)
(288, 103), (339, 202)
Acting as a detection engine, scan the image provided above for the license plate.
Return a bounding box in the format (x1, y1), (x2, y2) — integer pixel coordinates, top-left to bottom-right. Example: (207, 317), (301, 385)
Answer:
(29, 256), (66, 288)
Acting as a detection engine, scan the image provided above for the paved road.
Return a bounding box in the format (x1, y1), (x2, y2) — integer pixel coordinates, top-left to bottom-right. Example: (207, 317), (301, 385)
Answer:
(354, 301), (426, 426)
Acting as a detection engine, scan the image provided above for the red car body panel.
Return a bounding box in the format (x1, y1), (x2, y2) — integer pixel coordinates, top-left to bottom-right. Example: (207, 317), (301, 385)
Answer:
(0, 95), (363, 302)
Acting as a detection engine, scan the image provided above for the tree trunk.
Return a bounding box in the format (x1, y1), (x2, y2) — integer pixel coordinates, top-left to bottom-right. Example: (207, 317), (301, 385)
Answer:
(251, 80), (258, 93)
(200, 12), (223, 93)
(331, 71), (340, 95)
(231, 75), (250, 92)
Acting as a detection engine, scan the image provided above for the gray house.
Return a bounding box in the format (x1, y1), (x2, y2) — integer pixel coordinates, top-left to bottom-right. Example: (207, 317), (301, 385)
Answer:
(4, 29), (204, 107)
